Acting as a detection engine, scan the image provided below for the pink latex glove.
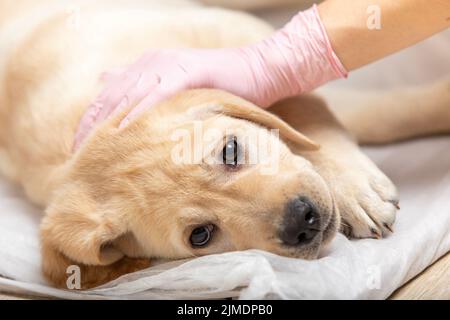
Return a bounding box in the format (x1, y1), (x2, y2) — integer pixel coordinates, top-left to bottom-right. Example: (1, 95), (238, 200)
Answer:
(74, 5), (347, 150)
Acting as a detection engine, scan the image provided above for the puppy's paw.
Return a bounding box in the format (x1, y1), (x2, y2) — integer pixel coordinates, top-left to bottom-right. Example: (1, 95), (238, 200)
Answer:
(328, 155), (399, 239)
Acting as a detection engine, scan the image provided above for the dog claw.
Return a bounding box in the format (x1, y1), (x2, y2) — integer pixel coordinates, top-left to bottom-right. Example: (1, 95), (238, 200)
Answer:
(370, 228), (382, 239)
(383, 223), (394, 233)
(389, 199), (400, 210)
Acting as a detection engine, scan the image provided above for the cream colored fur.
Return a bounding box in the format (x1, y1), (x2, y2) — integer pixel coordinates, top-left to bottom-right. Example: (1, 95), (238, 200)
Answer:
(0, 0), (449, 288)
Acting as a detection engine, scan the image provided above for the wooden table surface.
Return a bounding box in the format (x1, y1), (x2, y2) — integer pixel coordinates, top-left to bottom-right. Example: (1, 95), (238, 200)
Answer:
(390, 252), (449, 299)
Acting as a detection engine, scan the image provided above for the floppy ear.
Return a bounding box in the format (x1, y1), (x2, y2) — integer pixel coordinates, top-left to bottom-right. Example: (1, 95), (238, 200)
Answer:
(41, 183), (125, 266)
(210, 103), (320, 150)
(40, 183), (150, 288)
(141, 89), (318, 150)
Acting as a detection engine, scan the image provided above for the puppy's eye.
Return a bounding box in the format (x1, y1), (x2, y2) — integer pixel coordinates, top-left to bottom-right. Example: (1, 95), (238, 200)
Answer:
(222, 136), (240, 167)
(190, 224), (215, 247)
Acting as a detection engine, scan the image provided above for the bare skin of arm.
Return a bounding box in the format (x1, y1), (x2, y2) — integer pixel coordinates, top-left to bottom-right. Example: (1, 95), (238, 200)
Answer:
(319, 0), (450, 71)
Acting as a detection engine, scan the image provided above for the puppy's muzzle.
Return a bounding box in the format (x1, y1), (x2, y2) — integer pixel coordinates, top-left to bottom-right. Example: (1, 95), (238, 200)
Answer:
(279, 197), (320, 246)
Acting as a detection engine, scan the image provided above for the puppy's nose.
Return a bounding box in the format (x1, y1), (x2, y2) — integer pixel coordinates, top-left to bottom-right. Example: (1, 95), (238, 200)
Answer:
(280, 197), (320, 246)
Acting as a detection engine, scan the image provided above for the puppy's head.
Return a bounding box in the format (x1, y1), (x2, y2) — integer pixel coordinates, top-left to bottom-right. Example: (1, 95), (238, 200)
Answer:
(41, 89), (338, 288)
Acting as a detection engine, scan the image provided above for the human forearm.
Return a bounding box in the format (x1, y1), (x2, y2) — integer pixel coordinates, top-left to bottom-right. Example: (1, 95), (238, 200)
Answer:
(318, 0), (450, 71)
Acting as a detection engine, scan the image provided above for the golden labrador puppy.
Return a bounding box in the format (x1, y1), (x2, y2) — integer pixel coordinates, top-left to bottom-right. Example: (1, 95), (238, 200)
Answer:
(0, 0), (449, 289)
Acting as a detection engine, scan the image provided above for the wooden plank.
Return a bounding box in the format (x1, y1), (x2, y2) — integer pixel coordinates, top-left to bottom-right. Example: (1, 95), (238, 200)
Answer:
(390, 252), (450, 300)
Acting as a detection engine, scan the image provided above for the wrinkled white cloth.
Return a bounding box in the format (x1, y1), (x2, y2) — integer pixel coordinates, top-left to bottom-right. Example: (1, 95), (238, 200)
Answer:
(0, 13), (449, 300)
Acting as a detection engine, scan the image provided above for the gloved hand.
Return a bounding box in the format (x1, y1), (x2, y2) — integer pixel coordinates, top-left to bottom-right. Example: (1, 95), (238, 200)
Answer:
(74, 5), (347, 150)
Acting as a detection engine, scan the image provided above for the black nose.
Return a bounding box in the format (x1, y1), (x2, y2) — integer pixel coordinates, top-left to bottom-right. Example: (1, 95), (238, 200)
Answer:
(280, 197), (320, 246)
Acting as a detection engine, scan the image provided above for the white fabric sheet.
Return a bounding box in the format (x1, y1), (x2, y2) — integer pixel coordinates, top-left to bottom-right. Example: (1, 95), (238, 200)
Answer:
(0, 11), (449, 299)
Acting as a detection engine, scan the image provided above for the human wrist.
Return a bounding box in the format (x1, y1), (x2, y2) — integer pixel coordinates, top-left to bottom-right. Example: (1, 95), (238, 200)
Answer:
(240, 5), (347, 106)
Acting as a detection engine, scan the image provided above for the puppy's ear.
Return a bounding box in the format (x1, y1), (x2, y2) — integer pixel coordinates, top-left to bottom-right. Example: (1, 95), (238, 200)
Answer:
(210, 103), (319, 150)
(40, 183), (149, 288)
(154, 89), (318, 149)
(41, 183), (125, 266)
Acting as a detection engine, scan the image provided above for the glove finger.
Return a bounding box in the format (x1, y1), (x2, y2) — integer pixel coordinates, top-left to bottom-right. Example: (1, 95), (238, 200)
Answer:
(110, 73), (161, 118)
(73, 104), (99, 151)
(93, 72), (142, 123)
(118, 82), (182, 129)
(99, 67), (127, 83)
(73, 72), (138, 150)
